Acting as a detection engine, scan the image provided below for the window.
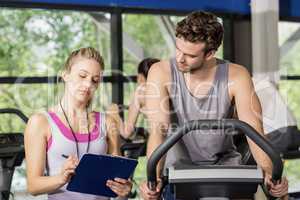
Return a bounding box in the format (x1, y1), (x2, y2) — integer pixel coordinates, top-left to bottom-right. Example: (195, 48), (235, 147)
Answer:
(0, 8), (111, 199)
(279, 21), (300, 191)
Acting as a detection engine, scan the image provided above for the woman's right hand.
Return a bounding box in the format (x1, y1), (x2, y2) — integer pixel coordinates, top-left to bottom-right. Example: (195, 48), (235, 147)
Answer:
(58, 155), (79, 185)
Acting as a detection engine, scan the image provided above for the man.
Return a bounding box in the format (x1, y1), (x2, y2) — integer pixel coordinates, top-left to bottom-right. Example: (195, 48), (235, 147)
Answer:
(139, 11), (288, 199)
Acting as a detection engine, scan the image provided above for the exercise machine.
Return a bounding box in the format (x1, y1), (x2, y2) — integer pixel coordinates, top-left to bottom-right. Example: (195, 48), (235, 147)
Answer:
(0, 108), (27, 200)
(121, 127), (147, 159)
(147, 119), (283, 200)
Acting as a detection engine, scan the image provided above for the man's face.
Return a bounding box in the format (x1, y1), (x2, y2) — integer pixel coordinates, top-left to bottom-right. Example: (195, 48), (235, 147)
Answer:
(175, 37), (207, 73)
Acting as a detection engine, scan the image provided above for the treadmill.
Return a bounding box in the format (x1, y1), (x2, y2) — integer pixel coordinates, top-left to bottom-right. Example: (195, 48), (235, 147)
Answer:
(147, 119), (283, 200)
(0, 109), (27, 200)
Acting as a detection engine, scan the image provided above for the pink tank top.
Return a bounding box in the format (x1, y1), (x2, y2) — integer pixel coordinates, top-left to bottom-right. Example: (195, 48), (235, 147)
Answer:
(43, 111), (109, 200)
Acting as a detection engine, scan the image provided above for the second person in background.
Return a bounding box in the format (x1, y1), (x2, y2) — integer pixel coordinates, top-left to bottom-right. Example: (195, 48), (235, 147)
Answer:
(108, 58), (160, 139)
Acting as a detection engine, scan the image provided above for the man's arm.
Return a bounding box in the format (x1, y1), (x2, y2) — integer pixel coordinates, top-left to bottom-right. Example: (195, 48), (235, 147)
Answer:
(229, 65), (273, 175)
(145, 62), (170, 178)
(231, 66), (289, 198)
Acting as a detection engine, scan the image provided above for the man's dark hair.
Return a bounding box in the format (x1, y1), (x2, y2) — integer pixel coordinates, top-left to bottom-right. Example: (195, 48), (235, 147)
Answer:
(175, 11), (223, 54)
(137, 58), (160, 78)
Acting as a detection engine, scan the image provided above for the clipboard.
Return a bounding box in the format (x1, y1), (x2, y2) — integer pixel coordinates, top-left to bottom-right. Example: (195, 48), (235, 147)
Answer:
(66, 153), (138, 197)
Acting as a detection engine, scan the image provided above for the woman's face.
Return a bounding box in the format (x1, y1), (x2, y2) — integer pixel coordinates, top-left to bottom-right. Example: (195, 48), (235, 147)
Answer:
(63, 57), (102, 104)
(137, 73), (146, 85)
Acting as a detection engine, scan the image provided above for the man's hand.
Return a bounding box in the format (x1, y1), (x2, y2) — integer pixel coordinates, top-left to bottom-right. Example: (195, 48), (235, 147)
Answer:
(139, 179), (163, 200)
(265, 174), (289, 198)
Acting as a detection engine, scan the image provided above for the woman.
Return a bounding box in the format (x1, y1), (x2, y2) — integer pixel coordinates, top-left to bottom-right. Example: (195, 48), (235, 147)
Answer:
(108, 58), (160, 139)
(24, 47), (132, 200)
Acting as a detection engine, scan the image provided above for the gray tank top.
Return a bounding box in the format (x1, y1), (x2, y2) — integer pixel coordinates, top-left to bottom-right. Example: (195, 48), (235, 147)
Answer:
(165, 58), (241, 168)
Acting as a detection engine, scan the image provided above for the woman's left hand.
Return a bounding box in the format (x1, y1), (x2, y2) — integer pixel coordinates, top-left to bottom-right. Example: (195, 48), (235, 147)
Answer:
(106, 178), (132, 198)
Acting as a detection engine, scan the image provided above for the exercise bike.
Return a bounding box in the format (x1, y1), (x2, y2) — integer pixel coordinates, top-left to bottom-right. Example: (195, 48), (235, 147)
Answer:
(147, 119), (283, 200)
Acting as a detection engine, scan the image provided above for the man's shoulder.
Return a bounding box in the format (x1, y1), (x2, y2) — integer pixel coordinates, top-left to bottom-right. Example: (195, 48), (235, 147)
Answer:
(228, 62), (251, 81)
(148, 59), (171, 80)
(150, 60), (170, 72)
(227, 62), (253, 97)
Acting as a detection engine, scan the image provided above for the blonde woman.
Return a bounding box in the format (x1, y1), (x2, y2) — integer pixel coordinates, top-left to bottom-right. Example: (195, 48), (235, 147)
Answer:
(25, 47), (132, 200)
